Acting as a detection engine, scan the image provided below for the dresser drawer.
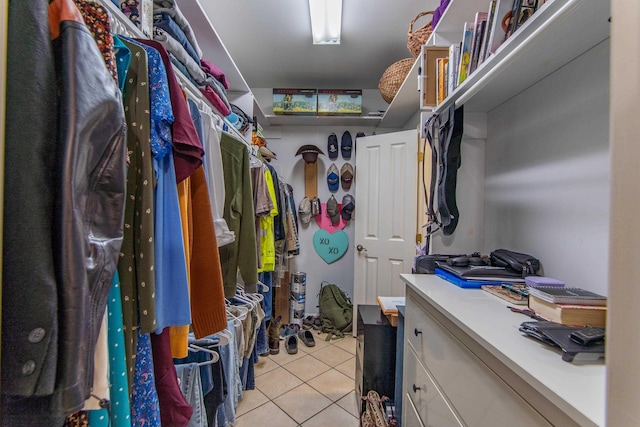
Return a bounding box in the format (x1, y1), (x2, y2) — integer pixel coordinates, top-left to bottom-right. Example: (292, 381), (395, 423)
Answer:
(406, 293), (552, 427)
(403, 392), (426, 427)
(404, 346), (463, 427)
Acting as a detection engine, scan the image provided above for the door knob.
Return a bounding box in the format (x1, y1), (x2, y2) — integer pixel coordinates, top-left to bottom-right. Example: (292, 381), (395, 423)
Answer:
(356, 244), (367, 253)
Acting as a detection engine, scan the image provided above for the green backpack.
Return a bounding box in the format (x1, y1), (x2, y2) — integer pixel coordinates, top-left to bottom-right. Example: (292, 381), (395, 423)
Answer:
(318, 282), (353, 340)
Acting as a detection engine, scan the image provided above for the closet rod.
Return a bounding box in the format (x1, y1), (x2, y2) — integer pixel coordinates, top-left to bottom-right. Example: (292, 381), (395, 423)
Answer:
(100, 0), (250, 146)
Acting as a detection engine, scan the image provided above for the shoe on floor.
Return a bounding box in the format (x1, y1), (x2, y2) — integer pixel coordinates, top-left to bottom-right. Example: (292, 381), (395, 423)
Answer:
(298, 329), (316, 347)
(279, 324), (288, 340)
(285, 335), (298, 354)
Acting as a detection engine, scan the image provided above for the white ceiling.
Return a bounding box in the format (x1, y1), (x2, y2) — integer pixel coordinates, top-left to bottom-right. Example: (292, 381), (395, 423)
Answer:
(200, 0), (441, 91)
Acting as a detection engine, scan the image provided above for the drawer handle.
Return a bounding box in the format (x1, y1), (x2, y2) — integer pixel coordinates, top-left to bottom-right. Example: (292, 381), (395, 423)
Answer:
(414, 328), (422, 336)
(412, 384), (422, 393)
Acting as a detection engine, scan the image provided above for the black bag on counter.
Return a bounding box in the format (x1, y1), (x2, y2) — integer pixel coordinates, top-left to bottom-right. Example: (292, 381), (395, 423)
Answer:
(490, 249), (540, 277)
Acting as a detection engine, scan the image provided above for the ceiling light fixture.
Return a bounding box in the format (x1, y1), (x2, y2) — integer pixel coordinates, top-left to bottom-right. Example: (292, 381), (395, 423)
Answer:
(308, 0), (342, 45)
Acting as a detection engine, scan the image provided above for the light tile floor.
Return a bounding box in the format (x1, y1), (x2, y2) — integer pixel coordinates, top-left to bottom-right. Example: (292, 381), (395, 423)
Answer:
(232, 331), (359, 427)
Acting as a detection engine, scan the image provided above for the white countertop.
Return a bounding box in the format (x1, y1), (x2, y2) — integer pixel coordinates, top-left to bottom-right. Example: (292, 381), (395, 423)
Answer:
(401, 274), (605, 427)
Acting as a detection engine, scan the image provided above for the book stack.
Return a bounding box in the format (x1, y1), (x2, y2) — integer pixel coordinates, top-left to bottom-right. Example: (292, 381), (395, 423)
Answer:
(527, 286), (607, 328)
(442, 0), (547, 99)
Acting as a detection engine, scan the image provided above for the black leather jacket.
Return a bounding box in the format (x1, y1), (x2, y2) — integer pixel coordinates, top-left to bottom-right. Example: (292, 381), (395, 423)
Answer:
(2, 0), (127, 423)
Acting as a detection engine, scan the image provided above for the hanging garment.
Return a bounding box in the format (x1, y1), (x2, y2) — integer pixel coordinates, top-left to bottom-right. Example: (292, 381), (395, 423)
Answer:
(219, 133), (259, 297)
(216, 321), (242, 427)
(8, 0), (127, 420)
(131, 332), (162, 427)
(252, 162), (273, 272)
(118, 38), (158, 361)
(136, 39), (204, 183)
(264, 163), (285, 242)
(3, 0), (60, 417)
(88, 272), (132, 427)
(113, 35), (131, 91)
(175, 363), (208, 427)
(128, 38), (192, 335)
(151, 329), (194, 427)
(72, 0), (117, 81)
(199, 104), (235, 247)
(258, 167), (279, 272)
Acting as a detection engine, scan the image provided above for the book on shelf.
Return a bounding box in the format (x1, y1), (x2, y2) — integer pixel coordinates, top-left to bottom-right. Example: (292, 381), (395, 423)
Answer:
(504, 0), (522, 41)
(436, 57), (449, 105)
(457, 22), (474, 86)
(528, 295), (607, 327)
(527, 286), (607, 306)
(487, 0), (515, 57)
(478, 0), (498, 66)
(448, 43), (460, 94)
(469, 12), (488, 74)
(421, 46), (450, 108)
(507, 0), (538, 40)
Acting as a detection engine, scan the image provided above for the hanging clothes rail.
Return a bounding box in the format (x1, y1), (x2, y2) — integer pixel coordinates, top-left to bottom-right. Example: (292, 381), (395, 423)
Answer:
(100, 0), (249, 145)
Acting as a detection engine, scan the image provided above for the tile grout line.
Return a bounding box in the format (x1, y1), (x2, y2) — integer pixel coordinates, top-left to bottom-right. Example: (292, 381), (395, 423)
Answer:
(236, 337), (359, 425)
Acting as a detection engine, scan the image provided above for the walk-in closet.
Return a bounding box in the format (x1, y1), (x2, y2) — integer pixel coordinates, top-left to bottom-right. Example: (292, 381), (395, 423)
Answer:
(1, 0), (639, 426)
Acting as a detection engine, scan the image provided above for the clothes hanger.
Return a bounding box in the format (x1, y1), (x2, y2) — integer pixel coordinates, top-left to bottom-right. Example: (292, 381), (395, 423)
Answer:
(256, 280), (269, 293)
(211, 329), (232, 347)
(232, 293), (255, 310)
(187, 343), (220, 364)
(226, 305), (248, 322)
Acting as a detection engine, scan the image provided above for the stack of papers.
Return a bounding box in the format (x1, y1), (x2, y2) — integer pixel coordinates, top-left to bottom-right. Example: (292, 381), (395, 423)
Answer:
(377, 296), (405, 315)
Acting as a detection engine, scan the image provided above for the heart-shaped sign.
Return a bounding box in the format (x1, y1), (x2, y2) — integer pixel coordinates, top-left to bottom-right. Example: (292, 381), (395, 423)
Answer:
(314, 202), (348, 232)
(313, 229), (349, 264)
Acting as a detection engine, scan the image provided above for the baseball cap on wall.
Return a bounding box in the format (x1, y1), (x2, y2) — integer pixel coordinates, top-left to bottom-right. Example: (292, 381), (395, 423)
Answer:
(298, 197), (311, 224)
(340, 163), (354, 190)
(341, 194), (355, 221)
(310, 197), (322, 216)
(328, 132), (339, 160)
(326, 195), (340, 225)
(341, 131), (353, 160)
(327, 163), (339, 192)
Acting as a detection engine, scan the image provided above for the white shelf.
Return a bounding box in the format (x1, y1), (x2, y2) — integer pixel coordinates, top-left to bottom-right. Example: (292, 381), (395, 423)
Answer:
(378, 56), (422, 128)
(434, 0), (610, 114)
(378, 0), (610, 127)
(265, 114), (382, 127)
(179, 0), (251, 94)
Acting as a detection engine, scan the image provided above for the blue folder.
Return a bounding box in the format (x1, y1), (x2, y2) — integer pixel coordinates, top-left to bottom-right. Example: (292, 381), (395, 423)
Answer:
(434, 267), (507, 289)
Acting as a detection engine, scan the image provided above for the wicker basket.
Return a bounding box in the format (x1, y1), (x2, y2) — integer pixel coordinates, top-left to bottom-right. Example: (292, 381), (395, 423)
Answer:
(407, 11), (434, 58)
(378, 58), (414, 104)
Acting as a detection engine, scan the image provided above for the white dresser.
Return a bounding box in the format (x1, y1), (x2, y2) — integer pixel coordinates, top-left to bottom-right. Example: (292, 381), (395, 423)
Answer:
(401, 274), (605, 427)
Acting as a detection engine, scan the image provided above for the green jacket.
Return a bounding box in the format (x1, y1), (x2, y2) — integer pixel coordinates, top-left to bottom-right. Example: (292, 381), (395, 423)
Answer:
(219, 133), (258, 297)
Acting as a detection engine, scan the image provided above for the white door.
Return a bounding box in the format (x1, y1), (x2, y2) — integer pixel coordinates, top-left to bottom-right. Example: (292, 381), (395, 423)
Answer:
(353, 129), (418, 310)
